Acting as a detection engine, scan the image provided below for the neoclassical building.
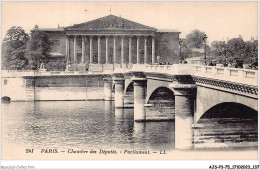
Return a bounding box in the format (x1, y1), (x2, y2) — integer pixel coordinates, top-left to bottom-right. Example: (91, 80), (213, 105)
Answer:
(32, 15), (180, 71)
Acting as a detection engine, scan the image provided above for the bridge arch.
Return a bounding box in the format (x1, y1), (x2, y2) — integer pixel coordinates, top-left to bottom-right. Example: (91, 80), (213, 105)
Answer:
(196, 102), (258, 122)
(195, 86), (258, 122)
(146, 86), (174, 106)
(125, 82), (134, 93)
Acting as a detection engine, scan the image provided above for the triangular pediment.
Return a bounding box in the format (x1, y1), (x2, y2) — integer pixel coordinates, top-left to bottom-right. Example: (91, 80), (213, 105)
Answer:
(65, 15), (156, 31)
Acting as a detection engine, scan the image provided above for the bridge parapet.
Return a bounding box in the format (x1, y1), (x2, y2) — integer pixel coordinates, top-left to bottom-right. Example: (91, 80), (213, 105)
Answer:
(131, 64), (194, 75)
(193, 65), (258, 86)
(2, 64), (258, 87)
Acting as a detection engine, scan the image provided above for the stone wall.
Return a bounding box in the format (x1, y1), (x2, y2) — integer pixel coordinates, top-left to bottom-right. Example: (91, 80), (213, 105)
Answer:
(155, 32), (180, 64)
(2, 76), (105, 101)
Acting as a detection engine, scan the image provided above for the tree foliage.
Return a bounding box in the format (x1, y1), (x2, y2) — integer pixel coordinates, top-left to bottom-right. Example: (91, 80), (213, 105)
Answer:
(180, 29), (209, 60)
(26, 30), (52, 70)
(211, 38), (258, 64)
(186, 29), (206, 48)
(1, 26), (29, 69)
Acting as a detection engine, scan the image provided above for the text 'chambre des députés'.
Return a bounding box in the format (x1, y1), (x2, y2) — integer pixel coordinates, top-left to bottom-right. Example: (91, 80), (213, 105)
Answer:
(67, 149), (151, 155)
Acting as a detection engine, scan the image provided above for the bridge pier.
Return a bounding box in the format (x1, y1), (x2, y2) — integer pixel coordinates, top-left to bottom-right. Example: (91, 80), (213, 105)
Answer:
(132, 78), (147, 122)
(113, 78), (125, 108)
(103, 78), (113, 101)
(170, 83), (197, 150)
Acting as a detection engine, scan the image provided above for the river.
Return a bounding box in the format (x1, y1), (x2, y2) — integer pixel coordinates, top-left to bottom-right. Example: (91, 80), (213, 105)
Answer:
(2, 101), (257, 151)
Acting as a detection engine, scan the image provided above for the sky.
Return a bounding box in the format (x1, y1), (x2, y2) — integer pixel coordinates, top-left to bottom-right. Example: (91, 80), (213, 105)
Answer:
(1, 1), (258, 44)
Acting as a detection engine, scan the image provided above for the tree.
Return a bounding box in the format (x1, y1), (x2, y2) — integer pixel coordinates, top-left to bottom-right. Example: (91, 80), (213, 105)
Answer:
(186, 29), (206, 48)
(226, 38), (246, 61)
(211, 38), (258, 64)
(1, 26), (29, 70)
(244, 41), (258, 63)
(211, 41), (227, 63)
(26, 30), (52, 70)
(179, 39), (192, 60)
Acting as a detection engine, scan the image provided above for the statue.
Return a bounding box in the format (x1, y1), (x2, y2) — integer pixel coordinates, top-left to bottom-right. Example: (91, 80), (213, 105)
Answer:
(39, 61), (47, 72)
(66, 61), (71, 71)
(40, 62), (45, 69)
(157, 54), (160, 64)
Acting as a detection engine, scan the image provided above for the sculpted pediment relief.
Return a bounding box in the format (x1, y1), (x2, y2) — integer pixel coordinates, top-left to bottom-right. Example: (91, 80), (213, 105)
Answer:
(65, 15), (156, 31)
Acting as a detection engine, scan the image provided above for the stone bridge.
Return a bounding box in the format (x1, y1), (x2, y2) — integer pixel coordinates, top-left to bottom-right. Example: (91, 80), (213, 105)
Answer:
(2, 64), (258, 149)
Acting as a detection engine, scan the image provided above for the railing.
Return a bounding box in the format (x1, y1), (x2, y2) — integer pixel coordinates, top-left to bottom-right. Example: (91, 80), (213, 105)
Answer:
(2, 64), (258, 86)
(193, 65), (258, 86)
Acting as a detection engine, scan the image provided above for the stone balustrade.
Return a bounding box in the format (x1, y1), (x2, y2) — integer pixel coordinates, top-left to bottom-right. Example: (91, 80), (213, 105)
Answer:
(2, 64), (258, 87)
(193, 65), (258, 86)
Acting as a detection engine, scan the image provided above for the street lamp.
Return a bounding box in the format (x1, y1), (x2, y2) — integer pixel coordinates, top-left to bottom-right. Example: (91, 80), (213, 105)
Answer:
(203, 34), (208, 65)
(179, 38), (183, 61)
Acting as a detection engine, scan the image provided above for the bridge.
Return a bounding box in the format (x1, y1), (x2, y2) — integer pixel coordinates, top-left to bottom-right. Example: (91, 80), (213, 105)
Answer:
(2, 64), (258, 149)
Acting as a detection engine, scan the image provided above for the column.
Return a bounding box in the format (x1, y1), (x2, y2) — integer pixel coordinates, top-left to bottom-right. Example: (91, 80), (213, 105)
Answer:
(144, 36), (147, 64)
(114, 78), (125, 108)
(66, 36), (70, 62)
(169, 83), (197, 150)
(136, 36), (140, 64)
(103, 78), (113, 100)
(129, 36), (132, 64)
(113, 37), (116, 64)
(98, 36), (101, 64)
(74, 36), (77, 62)
(133, 78), (147, 121)
(81, 36), (85, 63)
(152, 36), (155, 64)
(90, 36), (93, 63)
(121, 36), (124, 64)
(105, 36), (109, 64)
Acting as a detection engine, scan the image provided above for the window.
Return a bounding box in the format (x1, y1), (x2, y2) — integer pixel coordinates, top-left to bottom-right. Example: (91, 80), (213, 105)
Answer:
(4, 79), (7, 85)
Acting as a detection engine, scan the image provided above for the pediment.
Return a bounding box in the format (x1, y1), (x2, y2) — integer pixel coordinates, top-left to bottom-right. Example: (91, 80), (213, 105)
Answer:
(65, 15), (156, 31)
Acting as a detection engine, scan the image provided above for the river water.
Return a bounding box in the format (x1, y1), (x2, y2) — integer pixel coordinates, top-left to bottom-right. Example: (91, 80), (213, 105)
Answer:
(2, 101), (258, 151)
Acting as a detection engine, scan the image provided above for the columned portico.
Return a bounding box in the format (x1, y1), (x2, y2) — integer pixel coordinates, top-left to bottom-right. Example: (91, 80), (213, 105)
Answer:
(152, 36), (155, 64)
(90, 36), (93, 63)
(81, 36), (85, 63)
(60, 15), (181, 71)
(105, 36), (109, 64)
(136, 36), (140, 64)
(113, 37), (117, 64)
(98, 36), (101, 64)
(66, 36), (70, 63)
(144, 36), (147, 64)
(74, 36), (77, 62)
(129, 36), (132, 64)
(121, 36), (124, 64)
(65, 34), (157, 69)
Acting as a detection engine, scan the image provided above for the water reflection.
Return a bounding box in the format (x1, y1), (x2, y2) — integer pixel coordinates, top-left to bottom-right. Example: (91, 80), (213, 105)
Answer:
(134, 122), (146, 134)
(1, 101), (257, 151)
(115, 107), (124, 118)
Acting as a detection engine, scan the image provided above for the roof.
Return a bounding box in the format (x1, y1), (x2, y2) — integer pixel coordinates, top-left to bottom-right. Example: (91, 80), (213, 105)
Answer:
(65, 15), (157, 31)
(157, 29), (180, 33)
(32, 28), (64, 32)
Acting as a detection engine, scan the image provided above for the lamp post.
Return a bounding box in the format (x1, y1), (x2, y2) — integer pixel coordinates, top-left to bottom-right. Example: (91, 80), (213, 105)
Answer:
(203, 34), (208, 65)
(179, 38), (183, 61)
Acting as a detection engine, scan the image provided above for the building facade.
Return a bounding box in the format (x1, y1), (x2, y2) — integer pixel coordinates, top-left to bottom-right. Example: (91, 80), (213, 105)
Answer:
(32, 15), (180, 71)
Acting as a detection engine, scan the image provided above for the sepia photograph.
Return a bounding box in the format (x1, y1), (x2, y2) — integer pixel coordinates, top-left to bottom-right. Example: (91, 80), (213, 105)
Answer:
(1, 1), (258, 169)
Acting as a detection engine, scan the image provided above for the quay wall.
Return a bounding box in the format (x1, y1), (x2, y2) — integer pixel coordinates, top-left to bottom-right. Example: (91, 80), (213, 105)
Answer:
(2, 76), (105, 101)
